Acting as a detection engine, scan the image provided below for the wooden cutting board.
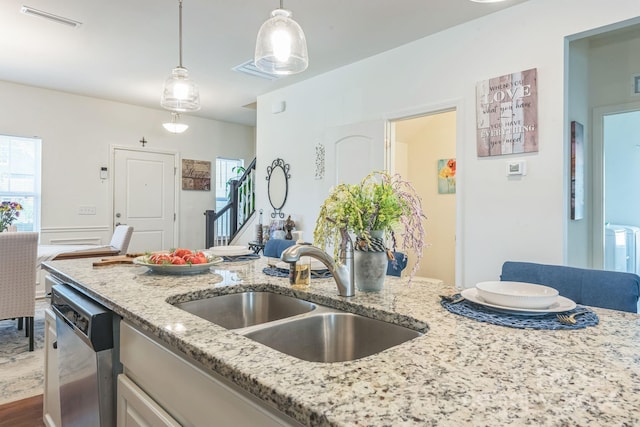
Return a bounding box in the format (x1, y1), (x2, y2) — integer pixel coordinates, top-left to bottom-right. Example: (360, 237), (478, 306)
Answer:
(92, 253), (144, 267)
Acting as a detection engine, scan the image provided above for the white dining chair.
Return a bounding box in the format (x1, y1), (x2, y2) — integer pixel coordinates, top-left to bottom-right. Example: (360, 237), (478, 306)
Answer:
(110, 225), (133, 254)
(0, 232), (39, 351)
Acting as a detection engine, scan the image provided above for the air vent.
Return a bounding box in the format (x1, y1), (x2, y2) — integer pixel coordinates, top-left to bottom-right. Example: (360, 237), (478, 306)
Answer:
(20, 5), (82, 28)
(232, 60), (281, 81)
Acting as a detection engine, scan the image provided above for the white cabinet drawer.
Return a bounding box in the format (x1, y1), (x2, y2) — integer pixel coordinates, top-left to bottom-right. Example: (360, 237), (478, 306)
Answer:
(117, 374), (180, 427)
(119, 321), (301, 427)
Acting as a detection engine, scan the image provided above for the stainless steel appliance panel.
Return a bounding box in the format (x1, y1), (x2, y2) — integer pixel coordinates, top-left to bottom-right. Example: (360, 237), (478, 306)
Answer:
(52, 284), (115, 427)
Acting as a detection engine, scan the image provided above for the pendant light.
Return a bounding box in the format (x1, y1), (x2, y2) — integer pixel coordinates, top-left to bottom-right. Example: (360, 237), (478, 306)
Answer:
(254, 0), (308, 75)
(163, 113), (189, 134)
(161, 0), (200, 112)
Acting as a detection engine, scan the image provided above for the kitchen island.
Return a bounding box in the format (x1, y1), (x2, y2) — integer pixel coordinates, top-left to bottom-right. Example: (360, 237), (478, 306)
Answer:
(42, 257), (640, 426)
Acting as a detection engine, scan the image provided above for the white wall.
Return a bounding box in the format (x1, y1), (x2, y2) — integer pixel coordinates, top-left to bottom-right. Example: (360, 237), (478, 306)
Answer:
(256, 0), (640, 288)
(0, 80), (255, 250)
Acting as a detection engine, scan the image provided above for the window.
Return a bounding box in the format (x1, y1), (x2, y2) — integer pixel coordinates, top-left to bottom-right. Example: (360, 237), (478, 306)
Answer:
(215, 157), (244, 210)
(0, 135), (41, 232)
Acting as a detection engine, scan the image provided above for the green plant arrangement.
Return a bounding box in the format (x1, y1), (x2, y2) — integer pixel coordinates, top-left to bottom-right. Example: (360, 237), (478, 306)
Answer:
(313, 171), (426, 279)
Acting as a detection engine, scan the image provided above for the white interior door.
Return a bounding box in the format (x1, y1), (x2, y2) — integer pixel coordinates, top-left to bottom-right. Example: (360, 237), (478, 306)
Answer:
(324, 120), (386, 187)
(113, 148), (177, 253)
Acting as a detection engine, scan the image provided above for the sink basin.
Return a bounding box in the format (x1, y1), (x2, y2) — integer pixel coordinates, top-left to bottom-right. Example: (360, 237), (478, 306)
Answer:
(173, 290), (423, 362)
(244, 312), (422, 362)
(173, 292), (316, 329)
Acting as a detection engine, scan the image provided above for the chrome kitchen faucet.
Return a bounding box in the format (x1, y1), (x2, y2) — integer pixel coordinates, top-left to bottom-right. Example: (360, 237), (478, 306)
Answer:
(281, 235), (355, 297)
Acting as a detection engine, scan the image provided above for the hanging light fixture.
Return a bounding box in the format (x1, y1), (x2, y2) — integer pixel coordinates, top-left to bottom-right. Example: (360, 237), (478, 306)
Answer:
(254, 0), (308, 75)
(163, 113), (189, 134)
(161, 0), (200, 112)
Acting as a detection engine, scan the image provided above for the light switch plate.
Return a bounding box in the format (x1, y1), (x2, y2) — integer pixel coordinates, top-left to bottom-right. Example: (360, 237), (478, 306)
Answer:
(78, 206), (96, 215)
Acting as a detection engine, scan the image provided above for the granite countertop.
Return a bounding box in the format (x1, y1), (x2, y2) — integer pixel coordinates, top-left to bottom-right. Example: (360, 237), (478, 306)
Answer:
(43, 257), (640, 426)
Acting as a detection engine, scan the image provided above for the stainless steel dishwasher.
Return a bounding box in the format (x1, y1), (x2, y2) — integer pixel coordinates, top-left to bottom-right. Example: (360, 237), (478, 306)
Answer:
(51, 283), (116, 427)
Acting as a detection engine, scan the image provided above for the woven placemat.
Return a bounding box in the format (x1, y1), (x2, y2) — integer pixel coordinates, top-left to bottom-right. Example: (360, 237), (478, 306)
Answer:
(441, 295), (599, 330)
(262, 267), (333, 279)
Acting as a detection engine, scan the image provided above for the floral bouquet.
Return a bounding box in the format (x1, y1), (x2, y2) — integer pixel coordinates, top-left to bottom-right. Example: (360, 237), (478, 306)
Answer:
(0, 201), (23, 232)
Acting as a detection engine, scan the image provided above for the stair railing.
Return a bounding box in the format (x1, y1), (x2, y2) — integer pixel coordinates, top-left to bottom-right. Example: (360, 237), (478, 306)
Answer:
(205, 158), (256, 248)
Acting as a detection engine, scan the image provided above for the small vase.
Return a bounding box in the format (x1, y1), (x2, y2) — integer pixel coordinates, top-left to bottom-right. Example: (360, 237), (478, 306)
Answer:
(370, 230), (384, 239)
(354, 250), (388, 292)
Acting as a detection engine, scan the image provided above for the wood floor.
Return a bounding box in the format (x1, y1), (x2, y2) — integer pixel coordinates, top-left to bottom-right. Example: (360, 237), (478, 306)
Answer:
(0, 394), (45, 427)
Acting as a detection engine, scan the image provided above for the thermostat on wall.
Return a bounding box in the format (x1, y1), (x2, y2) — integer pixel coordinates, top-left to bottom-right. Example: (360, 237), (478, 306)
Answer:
(506, 160), (526, 176)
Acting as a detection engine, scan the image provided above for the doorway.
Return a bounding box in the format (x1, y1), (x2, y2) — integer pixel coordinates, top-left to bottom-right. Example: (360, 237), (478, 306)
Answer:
(112, 147), (178, 253)
(595, 107), (640, 273)
(567, 20), (640, 271)
(390, 110), (457, 285)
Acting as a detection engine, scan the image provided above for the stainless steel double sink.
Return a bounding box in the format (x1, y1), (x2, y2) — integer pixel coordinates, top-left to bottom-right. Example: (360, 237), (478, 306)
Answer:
(173, 292), (423, 363)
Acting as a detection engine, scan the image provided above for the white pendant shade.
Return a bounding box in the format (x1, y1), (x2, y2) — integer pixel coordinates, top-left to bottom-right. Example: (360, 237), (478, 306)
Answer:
(161, 66), (200, 112)
(255, 8), (308, 75)
(162, 113), (189, 133)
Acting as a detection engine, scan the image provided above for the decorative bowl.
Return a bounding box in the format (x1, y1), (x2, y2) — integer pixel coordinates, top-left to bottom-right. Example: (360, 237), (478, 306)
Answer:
(475, 281), (559, 309)
(133, 254), (223, 275)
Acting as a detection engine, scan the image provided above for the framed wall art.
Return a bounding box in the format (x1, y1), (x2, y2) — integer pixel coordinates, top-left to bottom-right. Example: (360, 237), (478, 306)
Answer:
(476, 68), (538, 157)
(438, 158), (456, 194)
(571, 121), (584, 220)
(182, 159), (211, 191)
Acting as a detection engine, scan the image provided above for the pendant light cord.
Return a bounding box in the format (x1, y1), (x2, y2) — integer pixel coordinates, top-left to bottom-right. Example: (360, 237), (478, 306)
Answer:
(280, 0), (283, 9)
(178, 0), (183, 67)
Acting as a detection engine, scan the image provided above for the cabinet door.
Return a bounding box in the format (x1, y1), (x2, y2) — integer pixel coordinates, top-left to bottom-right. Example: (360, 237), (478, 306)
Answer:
(117, 374), (180, 427)
(43, 308), (61, 427)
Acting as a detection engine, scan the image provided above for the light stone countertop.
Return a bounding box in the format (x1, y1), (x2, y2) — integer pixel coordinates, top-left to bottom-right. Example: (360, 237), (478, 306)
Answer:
(43, 257), (640, 426)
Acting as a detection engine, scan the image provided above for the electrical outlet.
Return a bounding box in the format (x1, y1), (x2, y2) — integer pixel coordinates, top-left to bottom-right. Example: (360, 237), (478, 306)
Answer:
(78, 206), (97, 215)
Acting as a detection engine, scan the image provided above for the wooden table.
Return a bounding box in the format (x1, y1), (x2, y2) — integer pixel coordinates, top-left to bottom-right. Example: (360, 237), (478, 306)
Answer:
(53, 247), (120, 260)
(38, 245), (119, 267)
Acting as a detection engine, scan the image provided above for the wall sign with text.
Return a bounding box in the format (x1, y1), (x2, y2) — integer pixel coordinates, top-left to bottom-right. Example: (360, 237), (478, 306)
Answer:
(476, 68), (538, 157)
(182, 159), (211, 191)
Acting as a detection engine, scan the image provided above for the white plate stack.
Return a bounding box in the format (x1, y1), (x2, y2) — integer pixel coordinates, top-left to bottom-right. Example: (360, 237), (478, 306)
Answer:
(460, 281), (576, 315)
(207, 246), (253, 257)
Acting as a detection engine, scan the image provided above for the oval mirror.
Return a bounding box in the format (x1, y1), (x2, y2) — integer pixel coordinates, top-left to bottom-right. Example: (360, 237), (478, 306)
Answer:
(266, 158), (290, 218)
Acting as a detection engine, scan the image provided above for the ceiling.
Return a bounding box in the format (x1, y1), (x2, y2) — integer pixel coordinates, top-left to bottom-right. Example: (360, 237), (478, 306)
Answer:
(0, 0), (529, 126)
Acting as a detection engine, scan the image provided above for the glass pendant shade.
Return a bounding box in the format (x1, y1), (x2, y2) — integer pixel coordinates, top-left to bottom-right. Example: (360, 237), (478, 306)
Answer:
(163, 113), (189, 133)
(161, 0), (200, 112)
(161, 66), (200, 112)
(255, 8), (308, 75)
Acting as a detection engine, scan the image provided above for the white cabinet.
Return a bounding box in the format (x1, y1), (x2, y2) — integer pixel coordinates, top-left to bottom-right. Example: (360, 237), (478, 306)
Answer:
(43, 308), (61, 427)
(118, 321), (302, 427)
(117, 374), (180, 427)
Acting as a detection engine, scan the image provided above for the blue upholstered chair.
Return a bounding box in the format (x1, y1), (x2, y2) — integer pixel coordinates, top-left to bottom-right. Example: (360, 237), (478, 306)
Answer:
(500, 261), (640, 313)
(263, 239), (297, 258)
(386, 252), (408, 277)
